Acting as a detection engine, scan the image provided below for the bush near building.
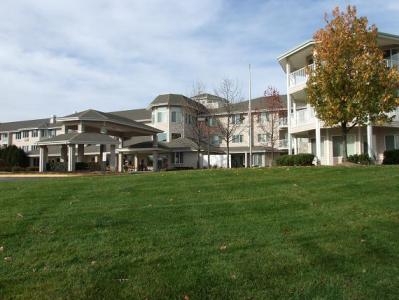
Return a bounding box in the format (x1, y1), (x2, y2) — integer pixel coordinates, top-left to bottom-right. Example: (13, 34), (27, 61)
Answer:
(383, 149), (399, 164)
(0, 145), (29, 170)
(276, 153), (315, 166)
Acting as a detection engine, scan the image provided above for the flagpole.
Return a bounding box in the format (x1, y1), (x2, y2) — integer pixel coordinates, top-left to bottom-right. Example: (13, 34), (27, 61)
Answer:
(248, 64), (252, 167)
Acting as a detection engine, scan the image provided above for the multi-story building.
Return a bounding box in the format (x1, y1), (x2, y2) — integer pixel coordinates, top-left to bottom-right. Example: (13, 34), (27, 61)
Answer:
(278, 32), (399, 165)
(0, 93), (288, 171)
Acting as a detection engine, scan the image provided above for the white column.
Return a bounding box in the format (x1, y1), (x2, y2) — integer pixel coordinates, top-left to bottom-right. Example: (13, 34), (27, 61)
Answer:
(39, 146), (48, 172)
(134, 154), (138, 171)
(326, 129), (331, 165)
(117, 138), (123, 172)
(67, 144), (76, 172)
(367, 121), (373, 159)
(315, 120), (321, 160)
(244, 151), (248, 167)
(153, 134), (158, 172)
(109, 145), (116, 172)
(77, 144), (84, 162)
(293, 137), (298, 155)
(286, 62), (292, 155)
(99, 144), (105, 171)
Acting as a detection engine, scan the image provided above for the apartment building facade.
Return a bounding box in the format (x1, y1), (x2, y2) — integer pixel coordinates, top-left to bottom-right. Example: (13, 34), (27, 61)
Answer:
(0, 93), (288, 171)
(278, 32), (399, 165)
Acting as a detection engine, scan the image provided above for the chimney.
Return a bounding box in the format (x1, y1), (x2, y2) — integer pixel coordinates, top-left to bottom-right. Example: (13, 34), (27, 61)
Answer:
(50, 115), (56, 124)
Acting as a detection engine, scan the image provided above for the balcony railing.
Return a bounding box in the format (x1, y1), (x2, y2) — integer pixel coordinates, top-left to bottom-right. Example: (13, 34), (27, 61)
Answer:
(290, 107), (316, 127)
(279, 117), (288, 126)
(289, 60), (399, 89)
(289, 64), (314, 88)
(277, 139), (288, 149)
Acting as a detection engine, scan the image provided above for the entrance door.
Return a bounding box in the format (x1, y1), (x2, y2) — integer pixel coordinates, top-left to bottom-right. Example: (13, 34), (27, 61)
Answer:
(231, 153), (245, 168)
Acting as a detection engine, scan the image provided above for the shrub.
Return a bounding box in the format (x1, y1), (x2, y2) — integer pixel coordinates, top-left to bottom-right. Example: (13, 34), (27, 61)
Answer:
(348, 153), (371, 165)
(276, 153), (315, 166)
(26, 166), (39, 172)
(11, 166), (25, 172)
(383, 149), (399, 164)
(0, 145), (29, 167)
(46, 162), (67, 172)
(75, 162), (89, 171)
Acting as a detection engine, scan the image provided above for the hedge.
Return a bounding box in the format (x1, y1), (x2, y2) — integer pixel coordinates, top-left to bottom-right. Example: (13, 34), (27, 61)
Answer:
(383, 149), (399, 164)
(347, 153), (371, 165)
(276, 153), (315, 166)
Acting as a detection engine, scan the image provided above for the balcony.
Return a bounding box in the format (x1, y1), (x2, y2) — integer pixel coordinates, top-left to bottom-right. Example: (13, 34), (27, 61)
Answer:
(277, 139), (288, 149)
(289, 64), (314, 90)
(279, 117), (288, 127)
(385, 58), (399, 70)
(290, 107), (318, 133)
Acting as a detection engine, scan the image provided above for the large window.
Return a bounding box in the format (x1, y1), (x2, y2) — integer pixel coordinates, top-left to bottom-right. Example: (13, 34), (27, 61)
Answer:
(332, 136), (343, 157)
(171, 110), (182, 123)
(253, 154), (263, 166)
(257, 133), (270, 143)
(385, 135), (399, 150)
(231, 114), (243, 124)
(172, 152), (184, 164)
(15, 132), (21, 140)
(332, 135), (355, 156)
(157, 132), (167, 142)
(257, 112), (269, 123)
(232, 134), (243, 143)
(32, 130), (39, 138)
(22, 131), (29, 138)
(211, 135), (220, 145)
(208, 117), (217, 127)
(157, 111), (165, 123)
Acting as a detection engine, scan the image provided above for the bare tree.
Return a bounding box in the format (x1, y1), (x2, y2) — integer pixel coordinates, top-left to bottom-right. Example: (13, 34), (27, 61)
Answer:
(213, 78), (244, 168)
(256, 87), (285, 166)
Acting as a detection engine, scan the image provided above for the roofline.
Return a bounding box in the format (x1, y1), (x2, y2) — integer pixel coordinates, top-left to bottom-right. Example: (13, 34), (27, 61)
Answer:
(378, 31), (399, 41)
(277, 39), (315, 62)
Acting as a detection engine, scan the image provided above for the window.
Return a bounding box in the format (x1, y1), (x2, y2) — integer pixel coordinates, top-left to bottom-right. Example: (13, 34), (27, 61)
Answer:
(257, 133), (270, 143)
(253, 154), (263, 166)
(32, 130), (39, 138)
(385, 135), (399, 150)
(257, 112), (269, 123)
(157, 132), (167, 142)
(173, 152), (184, 164)
(232, 134), (243, 143)
(332, 136), (343, 156)
(48, 129), (56, 137)
(22, 131), (29, 138)
(171, 133), (181, 140)
(41, 129), (48, 137)
(15, 132), (21, 140)
(31, 145), (38, 150)
(231, 114), (243, 124)
(208, 117), (217, 127)
(347, 134), (356, 156)
(211, 135), (220, 145)
(157, 110), (166, 123)
(171, 110), (182, 123)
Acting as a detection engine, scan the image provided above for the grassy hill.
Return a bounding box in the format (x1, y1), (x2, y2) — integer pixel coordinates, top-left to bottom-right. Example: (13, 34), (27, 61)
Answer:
(1, 167), (398, 299)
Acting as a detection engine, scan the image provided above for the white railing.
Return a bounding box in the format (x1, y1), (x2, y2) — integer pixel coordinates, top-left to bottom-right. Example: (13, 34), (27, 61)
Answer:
(289, 64), (314, 88)
(290, 107), (316, 127)
(385, 59), (399, 70)
(279, 117), (288, 126)
(277, 139), (288, 149)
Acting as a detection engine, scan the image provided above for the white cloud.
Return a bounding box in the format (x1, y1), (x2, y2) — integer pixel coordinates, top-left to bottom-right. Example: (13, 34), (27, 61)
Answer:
(0, 0), (398, 121)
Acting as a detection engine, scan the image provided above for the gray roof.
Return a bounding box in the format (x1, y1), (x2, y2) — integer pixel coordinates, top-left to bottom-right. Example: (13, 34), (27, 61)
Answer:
(0, 118), (60, 132)
(109, 108), (151, 121)
(59, 109), (160, 134)
(37, 132), (119, 145)
(209, 95), (287, 115)
(149, 94), (207, 111)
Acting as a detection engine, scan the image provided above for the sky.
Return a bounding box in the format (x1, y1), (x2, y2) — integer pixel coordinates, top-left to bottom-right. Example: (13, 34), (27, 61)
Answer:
(0, 0), (399, 122)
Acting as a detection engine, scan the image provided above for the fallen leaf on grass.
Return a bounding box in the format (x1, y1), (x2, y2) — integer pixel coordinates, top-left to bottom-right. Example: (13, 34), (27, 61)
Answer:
(17, 213), (23, 218)
(0, 246), (4, 252)
(219, 245), (227, 251)
(4, 257), (12, 262)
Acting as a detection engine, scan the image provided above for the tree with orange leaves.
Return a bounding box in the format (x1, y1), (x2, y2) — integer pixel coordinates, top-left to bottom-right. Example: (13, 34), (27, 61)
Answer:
(307, 5), (399, 161)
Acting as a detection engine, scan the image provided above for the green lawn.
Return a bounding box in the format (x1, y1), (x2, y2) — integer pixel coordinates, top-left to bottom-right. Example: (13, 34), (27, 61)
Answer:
(1, 167), (398, 299)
